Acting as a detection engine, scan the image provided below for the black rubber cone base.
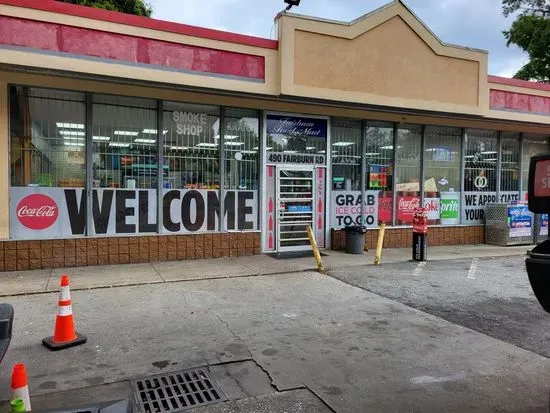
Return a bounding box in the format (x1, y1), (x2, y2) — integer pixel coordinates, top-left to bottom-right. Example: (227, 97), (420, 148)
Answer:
(42, 332), (87, 351)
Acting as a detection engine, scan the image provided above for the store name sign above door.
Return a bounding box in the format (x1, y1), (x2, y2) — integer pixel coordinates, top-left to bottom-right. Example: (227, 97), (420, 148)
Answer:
(267, 115), (327, 138)
(267, 152), (325, 165)
(9, 188), (258, 239)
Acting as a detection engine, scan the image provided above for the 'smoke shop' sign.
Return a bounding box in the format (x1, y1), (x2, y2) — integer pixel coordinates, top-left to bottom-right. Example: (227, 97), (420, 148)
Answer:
(10, 187), (257, 239)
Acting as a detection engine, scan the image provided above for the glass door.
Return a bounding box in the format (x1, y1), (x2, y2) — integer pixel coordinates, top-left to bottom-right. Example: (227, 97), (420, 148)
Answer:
(277, 166), (315, 252)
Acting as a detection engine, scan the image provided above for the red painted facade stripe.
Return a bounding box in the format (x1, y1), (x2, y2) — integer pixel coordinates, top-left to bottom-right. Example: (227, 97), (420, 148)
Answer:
(488, 75), (550, 93)
(0, 16), (265, 81)
(0, 0), (278, 50)
(490, 89), (550, 116)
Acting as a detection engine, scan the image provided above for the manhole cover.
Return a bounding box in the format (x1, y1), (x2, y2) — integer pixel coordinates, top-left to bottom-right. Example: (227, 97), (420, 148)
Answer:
(132, 368), (227, 412)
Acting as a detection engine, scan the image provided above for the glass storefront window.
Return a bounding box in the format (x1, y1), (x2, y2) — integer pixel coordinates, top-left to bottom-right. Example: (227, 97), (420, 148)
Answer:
(163, 102), (220, 190)
(500, 132), (520, 203)
(331, 119), (362, 191)
(463, 129), (498, 224)
(223, 108), (259, 191)
(92, 95), (157, 189)
(10, 87), (86, 187)
(424, 126), (461, 225)
(223, 108), (259, 230)
(395, 124), (422, 225)
(365, 122), (394, 225)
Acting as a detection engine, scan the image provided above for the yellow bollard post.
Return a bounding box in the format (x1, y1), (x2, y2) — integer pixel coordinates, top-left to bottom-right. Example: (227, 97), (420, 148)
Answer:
(374, 223), (386, 265)
(306, 226), (325, 272)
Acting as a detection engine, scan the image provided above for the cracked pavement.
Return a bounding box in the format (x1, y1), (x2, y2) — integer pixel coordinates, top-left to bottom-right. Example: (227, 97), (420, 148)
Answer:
(1, 264), (550, 412)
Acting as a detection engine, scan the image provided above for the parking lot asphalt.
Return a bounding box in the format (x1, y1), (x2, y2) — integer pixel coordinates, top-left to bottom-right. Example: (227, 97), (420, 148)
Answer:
(330, 255), (550, 357)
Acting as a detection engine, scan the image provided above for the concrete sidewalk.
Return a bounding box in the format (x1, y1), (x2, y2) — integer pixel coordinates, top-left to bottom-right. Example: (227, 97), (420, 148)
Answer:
(0, 244), (531, 297)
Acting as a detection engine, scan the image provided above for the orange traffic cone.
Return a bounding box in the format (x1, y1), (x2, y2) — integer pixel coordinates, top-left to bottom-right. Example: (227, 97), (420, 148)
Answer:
(11, 363), (31, 411)
(42, 275), (86, 351)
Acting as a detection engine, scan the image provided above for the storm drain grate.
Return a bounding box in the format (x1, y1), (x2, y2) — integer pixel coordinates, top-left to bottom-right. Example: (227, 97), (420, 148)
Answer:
(131, 368), (227, 413)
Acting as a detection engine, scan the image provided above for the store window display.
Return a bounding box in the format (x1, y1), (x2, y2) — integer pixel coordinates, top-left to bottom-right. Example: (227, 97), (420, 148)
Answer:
(395, 124), (422, 225)
(463, 129), (498, 224)
(10, 86), (86, 188)
(424, 126), (461, 225)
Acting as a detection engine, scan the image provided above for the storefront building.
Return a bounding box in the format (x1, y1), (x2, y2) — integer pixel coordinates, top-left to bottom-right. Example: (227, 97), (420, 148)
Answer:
(0, 0), (549, 270)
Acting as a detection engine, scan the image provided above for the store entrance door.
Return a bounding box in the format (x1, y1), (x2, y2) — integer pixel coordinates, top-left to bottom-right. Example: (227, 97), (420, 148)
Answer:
(276, 166), (316, 252)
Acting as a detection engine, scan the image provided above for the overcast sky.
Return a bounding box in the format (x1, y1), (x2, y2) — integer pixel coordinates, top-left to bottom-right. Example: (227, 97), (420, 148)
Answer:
(151, 0), (526, 77)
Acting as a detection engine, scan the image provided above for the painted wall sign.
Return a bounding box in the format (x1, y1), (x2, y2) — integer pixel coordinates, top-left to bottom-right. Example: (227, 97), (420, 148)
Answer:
(331, 191), (379, 228)
(266, 115), (327, 139)
(10, 187), (257, 240)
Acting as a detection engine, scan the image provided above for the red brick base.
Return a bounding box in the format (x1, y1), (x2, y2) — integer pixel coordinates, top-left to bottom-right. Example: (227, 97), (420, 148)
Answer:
(0, 232), (261, 271)
(331, 226), (485, 251)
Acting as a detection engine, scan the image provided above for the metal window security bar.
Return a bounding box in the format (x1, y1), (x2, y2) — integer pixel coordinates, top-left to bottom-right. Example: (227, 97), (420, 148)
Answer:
(8, 85), (261, 239)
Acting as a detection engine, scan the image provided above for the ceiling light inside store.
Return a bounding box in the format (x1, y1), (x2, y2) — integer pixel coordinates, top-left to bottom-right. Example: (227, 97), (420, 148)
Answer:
(93, 136), (110, 141)
(57, 123), (84, 129)
(142, 129), (168, 135)
(380, 145), (394, 150)
(283, 150), (297, 153)
(64, 142), (85, 147)
(365, 152), (381, 156)
(134, 138), (156, 144)
(332, 142), (354, 147)
(63, 137), (85, 141)
(485, 158), (497, 161)
(109, 142), (131, 148)
(169, 146), (189, 150)
(225, 142), (244, 146)
(114, 131), (139, 136)
(306, 147), (316, 150)
(481, 151), (497, 155)
(60, 130), (85, 136)
(319, 150), (326, 154)
(196, 143), (219, 147)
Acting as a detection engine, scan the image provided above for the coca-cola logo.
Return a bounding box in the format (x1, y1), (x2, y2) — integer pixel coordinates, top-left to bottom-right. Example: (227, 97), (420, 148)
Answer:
(17, 194), (59, 230)
(398, 197), (420, 212)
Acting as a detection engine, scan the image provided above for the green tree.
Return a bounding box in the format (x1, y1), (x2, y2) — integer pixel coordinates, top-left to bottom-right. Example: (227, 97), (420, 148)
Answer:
(502, 0), (550, 82)
(57, 0), (152, 17)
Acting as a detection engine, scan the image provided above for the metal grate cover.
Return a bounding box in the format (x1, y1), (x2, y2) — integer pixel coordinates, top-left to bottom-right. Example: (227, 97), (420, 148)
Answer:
(132, 368), (227, 413)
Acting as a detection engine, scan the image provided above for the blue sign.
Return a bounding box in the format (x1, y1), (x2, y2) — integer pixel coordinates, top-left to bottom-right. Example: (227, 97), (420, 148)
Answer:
(288, 205), (312, 212)
(508, 205), (533, 237)
(267, 115), (327, 139)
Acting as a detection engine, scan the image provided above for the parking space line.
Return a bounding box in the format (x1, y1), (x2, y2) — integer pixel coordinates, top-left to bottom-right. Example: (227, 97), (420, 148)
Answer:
(413, 262), (427, 276)
(468, 258), (478, 279)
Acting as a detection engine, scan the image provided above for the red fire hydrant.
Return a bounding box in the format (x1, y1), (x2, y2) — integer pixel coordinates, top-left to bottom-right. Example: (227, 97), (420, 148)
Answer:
(412, 208), (428, 261)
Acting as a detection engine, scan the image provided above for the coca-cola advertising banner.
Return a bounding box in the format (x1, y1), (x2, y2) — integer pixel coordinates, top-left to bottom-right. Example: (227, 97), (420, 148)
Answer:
(331, 191), (379, 228)
(396, 195), (421, 225)
(10, 187), (258, 240)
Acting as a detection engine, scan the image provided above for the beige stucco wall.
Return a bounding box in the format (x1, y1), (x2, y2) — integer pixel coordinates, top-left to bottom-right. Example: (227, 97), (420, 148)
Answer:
(2, 70), (548, 135)
(294, 17), (479, 107)
(278, 1), (489, 117)
(0, 80), (9, 239)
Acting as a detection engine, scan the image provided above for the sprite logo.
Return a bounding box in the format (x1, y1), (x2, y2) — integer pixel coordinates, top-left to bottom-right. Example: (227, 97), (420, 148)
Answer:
(440, 199), (459, 219)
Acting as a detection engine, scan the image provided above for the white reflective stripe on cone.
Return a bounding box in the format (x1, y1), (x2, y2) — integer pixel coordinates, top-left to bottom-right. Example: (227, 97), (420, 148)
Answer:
(12, 385), (32, 411)
(57, 305), (73, 316)
(59, 286), (71, 301)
